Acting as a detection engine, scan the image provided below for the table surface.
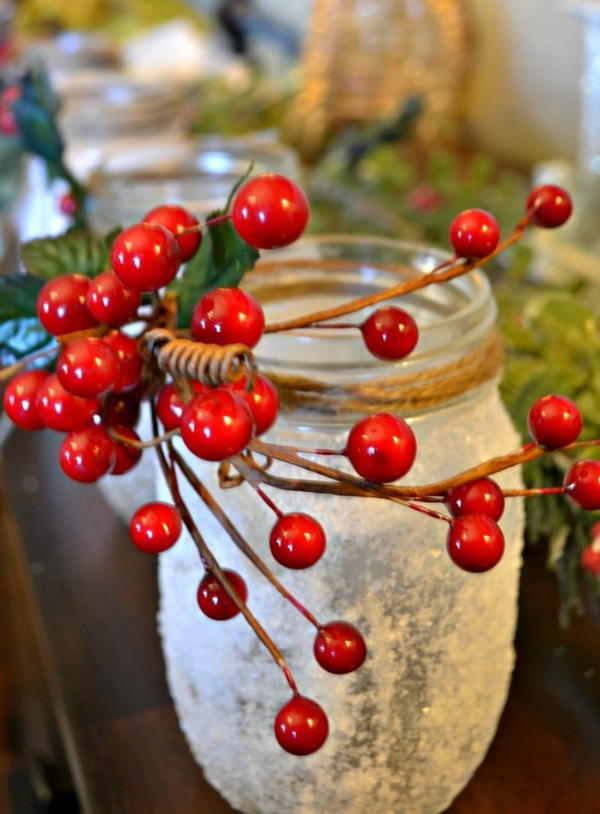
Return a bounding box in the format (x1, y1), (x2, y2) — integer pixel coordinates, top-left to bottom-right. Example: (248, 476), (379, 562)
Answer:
(1, 428), (600, 814)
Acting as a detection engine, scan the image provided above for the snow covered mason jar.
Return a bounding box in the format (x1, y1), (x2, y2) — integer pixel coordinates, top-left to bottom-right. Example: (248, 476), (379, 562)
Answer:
(157, 236), (524, 814)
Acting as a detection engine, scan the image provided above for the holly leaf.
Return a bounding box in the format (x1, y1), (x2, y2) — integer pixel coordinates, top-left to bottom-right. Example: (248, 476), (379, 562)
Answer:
(20, 230), (112, 280)
(170, 216), (259, 328)
(0, 274), (52, 365)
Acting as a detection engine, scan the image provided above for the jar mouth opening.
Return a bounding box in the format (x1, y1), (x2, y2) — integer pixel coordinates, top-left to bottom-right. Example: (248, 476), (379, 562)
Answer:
(245, 235), (496, 375)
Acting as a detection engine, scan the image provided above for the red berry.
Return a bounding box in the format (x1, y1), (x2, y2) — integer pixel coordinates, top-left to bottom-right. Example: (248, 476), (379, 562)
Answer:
(274, 695), (328, 756)
(232, 174), (309, 250)
(36, 374), (99, 432)
(59, 193), (77, 217)
(3, 370), (48, 430)
(143, 204), (201, 262)
(564, 460), (600, 510)
(526, 184), (572, 228)
(36, 274), (98, 336)
(197, 569), (247, 620)
(269, 513), (326, 569)
(129, 502), (181, 553)
(226, 374), (279, 435)
(313, 621), (367, 674)
(446, 515), (505, 572)
(0, 107), (17, 135)
(59, 427), (115, 482)
(447, 477), (505, 521)
(110, 425), (142, 475)
(361, 306), (419, 360)
(346, 413), (417, 483)
(581, 543), (600, 577)
(86, 271), (141, 327)
(111, 223), (181, 291)
(181, 389), (253, 461)
(155, 380), (208, 430)
(449, 209), (500, 258)
(191, 287), (265, 348)
(57, 337), (118, 397)
(527, 394), (582, 448)
(102, 331), (143, 393)
(102, 391), (141, 428)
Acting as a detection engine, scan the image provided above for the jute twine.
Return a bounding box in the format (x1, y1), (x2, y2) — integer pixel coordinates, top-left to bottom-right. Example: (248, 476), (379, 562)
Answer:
(263, 330), (503, 418)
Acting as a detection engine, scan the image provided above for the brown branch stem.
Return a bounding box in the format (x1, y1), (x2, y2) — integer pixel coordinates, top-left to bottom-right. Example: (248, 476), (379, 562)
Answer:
(171, 448), (321, 630)
(263, 224), (527, 334)
(151, 405), (299, 693)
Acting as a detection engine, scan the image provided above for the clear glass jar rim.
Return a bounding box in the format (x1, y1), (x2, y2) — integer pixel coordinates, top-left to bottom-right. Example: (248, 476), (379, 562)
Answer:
(247, 234), (497, 375)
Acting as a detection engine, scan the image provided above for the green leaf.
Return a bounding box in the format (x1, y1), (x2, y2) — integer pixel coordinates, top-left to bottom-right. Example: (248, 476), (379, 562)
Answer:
(0, 274), (53, 366)
(0, 274), (45, 321)
(20, 231), (112, 280)
(170, 218), (259, 328)
(12, 96), (63, 164)
(0, 318), (53, 367)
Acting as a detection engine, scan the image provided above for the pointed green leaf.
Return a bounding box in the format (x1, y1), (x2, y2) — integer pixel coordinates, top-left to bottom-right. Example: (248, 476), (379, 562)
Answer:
(170, 218), (259, 328)
(0, 274), (45, 321)
(20, 231), (112, 280)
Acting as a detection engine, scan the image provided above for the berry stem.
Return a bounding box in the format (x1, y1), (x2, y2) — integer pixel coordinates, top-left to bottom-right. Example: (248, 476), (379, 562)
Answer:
(171, 447), (321, 631)
(263, 222), (529, 334)
(253, 484), (284, 518)
(0, 344), (57, 382)
(108, 426), (180, 449)
(431, 254), (459, 273)
(503, 486), (567, 498)
(151, 405), (300, 693)
(309, 322), (359, 330)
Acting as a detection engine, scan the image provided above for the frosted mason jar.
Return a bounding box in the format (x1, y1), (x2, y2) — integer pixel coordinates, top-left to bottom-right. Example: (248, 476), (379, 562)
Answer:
(157, 237), (524, 814)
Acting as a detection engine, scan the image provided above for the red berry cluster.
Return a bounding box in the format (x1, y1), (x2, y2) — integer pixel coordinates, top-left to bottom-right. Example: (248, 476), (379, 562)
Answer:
(3, 175), (588, 758)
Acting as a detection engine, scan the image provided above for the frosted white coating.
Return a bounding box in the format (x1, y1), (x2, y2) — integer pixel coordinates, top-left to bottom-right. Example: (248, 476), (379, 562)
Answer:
(156, 388), (524, 814)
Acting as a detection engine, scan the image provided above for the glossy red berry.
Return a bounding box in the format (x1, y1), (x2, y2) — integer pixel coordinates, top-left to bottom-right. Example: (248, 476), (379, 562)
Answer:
(269, 513), (326, 569)
(581, 543), (600, 577)
(181, 389), (253, 461)
(86, 270), (141, 327)
(447, 477), (505, 521)
(563, 460), (600, 510)
(274, 695), (328, 756)
(35, 374), (99, 432)
(59, 193), (77, 217)
(449, 209), (500, 258)
(143, 203), (201, 262)
(3, 370), (48, 430)
(361, 306), (419, 360)
(191, 287), (265, 348)
(346, 413), (417, 483)
(232, 174), (309, 250)
(226, 374), (279, 435)
(36, 274), (98, 336)
(102, 391), (141, 428)
(102, 331), (143, 393)
(197, 569), (247, 620)
(110, 425), (142, 475)
(129, 502), (181, 553)
(527, 394), (582, 448)
(59, 426), (115, 482)
(111, 223), (181, 291)
(446, 514), (505, 572)
(57, 337), (118, 397)
(156, 380), (208, 430)
(314, 621), (367, 674)
(526, 184), (572, 228)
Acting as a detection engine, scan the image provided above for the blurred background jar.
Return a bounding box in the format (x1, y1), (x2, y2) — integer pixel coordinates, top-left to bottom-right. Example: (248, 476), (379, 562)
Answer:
(88, 133), (301, 231)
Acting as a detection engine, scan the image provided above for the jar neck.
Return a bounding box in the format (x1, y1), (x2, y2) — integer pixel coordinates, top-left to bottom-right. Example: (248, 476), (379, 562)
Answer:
(244, 237), (499, 427)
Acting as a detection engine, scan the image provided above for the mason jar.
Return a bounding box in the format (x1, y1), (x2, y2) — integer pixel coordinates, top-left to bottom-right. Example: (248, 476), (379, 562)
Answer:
(157, 236), (524, 814)
(88, 134), (301, 232)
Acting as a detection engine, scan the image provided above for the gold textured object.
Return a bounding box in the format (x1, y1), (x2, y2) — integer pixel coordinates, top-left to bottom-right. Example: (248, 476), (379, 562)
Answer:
(286, 0), (470, 156)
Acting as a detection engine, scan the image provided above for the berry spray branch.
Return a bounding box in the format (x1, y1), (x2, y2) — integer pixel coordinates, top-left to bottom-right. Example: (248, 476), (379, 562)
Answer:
(3, 175), (595, 756)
